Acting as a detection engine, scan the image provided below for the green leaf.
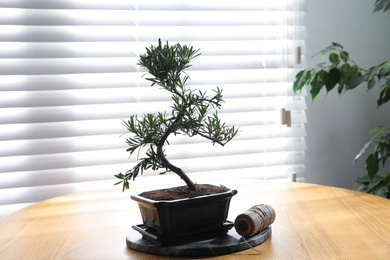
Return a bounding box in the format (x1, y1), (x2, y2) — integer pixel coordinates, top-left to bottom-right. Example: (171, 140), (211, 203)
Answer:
(293, 70), (311, 92)
(350, 65), (361, 79)
(386, 186), (390, 198)
(377, 135), (390, 164)
(367, 76), (377, 90)
(354, 129), (383, 163)
(374, 0), (388, 12)
(337, 64), (350, 94)
(331, 42), (344, 48)
(313, 44), (335, 57)
(378, 81), (390, 107)
(379, 62), (390, 79)
(364, 66), (379, 82)
(356, 174), (371, 185)
(356, 174), (386, 193)
(329, 53), (340, 67)
(370, 125), (387, 133)
(310, 71), (327, 101)
(114, 173), (124, 179)
(356, 184), (367, 192)
(326, 68), (340, 92)
(346, 76), (364, 89)
(340, 51), (349, 63)
(367, 173), (390, 194)
(366, 153), (379, 179)
(377, 144), (390, 164)
(337, 81), (345, 94)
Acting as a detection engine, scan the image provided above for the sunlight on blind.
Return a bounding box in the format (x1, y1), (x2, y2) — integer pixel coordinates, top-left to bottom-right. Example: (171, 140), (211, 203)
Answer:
(0, 0), (307, 218)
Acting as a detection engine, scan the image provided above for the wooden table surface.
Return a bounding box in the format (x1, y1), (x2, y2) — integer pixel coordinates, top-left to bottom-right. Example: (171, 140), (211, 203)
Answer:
(1, 178), (390, 260)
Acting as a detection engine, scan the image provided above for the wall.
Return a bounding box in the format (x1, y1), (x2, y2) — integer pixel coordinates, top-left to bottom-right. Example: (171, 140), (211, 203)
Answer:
(305, 0), (390, 189)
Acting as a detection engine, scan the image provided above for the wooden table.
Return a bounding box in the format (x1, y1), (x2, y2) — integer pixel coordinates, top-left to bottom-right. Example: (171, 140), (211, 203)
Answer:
(1, 178), (390, 259)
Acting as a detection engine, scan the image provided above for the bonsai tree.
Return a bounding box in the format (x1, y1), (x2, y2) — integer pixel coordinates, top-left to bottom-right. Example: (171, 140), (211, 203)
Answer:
(115, 39), (238, 192)
(293, 0), (390, 197)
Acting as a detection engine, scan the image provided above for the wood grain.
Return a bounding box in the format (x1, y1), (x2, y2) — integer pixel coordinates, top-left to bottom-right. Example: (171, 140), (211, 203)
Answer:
(0, 179), (389, 259)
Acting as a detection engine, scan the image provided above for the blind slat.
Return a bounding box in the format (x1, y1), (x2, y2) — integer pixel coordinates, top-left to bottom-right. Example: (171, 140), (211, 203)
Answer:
(0, 25), (306, 42)
(0, 55), (295, 75)
(0, 41), (301, 58)
(1, 133), (306, 158)
(0, 89), (304, 108)
(0, 121), (306, 142)
(0, 9), (306, 26)
(1, 0), (307, 11)
(1, 105), (306, 125)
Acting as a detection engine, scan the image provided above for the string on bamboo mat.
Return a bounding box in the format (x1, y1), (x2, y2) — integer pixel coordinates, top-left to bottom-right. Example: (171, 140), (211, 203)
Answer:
(234, 204), (276, 254)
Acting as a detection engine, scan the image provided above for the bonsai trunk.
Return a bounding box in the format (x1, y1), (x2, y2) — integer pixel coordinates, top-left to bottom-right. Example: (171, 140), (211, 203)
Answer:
(159, 154), (197, 191)
(157, 122), (196, 191)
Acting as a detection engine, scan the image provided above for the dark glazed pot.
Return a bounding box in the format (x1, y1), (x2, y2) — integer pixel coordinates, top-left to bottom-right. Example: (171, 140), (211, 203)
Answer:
(131, 186), (237, 237)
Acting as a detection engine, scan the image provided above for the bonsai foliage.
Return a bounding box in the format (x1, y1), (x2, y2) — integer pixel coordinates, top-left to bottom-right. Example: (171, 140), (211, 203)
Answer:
(293, 42), (390, 198)
(115, 39), (238, 191)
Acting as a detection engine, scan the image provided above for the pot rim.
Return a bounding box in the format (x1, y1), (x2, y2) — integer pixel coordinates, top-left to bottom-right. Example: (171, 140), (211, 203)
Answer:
(131, 185), (237, 205)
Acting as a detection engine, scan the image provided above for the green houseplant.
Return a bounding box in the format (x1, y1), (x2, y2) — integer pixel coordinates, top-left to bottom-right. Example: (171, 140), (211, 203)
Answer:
(293, 42), (390, 197)
(293, 0), (390, 197)
(114, 39), (239, 240)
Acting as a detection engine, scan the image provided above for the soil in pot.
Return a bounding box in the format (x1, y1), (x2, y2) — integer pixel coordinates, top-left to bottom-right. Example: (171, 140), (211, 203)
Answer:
(139, 184), (229, 200)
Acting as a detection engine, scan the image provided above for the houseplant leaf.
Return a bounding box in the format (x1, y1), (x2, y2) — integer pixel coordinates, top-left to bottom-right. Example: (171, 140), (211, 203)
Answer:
(310, 71), (327, 100)
(325, 68), (340, 92)
(293, 70), (311, 92)
(365, 153), (379, 179)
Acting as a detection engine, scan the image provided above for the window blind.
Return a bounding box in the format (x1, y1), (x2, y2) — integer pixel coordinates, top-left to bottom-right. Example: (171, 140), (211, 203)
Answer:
(0, 0), (307, 218)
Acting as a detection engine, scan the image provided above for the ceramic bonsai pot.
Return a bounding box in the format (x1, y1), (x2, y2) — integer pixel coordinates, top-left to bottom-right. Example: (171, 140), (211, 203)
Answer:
(131, 186), (237, 238)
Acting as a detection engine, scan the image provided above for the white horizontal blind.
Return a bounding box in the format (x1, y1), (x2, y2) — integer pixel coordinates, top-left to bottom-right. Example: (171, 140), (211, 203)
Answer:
(0, 0), (307, 218)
